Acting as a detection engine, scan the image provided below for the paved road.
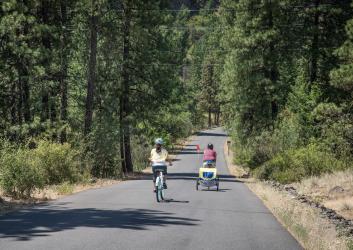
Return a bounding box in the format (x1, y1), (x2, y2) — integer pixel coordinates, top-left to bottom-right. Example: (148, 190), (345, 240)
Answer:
(0, 128), (302, 250)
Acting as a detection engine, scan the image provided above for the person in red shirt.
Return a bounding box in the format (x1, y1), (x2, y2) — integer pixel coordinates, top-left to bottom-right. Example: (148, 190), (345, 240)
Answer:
(203, 143), (217, 167)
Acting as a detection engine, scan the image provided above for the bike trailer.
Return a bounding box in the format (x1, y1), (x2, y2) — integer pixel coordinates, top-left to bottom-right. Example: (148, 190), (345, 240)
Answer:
(199, 167), (217, 180)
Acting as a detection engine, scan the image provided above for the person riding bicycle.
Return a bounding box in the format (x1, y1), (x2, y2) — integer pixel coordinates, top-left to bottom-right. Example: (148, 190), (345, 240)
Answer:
(203, 143), (217, 167)
(150, 138), (172, 192)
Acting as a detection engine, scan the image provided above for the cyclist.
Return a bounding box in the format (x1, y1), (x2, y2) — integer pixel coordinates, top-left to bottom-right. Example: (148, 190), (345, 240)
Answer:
(203, 143), (217, 167)
(150, 138), (172, 192)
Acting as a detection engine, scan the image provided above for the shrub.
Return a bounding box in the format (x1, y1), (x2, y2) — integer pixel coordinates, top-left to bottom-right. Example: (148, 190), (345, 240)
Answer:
(0, 139), (84, 198)
(0, 147), (44, 198)
(131, 136), (150, 172)
(256, 144), (346, 184)
(158, 111), (193, 141)
(84, 115), (121, 178)
(232, 110), (302, 168)
(55, 182), (74, 195)
(311, 103), (353, 161)
(33, 141), (81, 185)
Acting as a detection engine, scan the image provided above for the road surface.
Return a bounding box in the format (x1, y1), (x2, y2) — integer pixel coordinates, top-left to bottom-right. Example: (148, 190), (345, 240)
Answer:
(0, 128), (302, 250)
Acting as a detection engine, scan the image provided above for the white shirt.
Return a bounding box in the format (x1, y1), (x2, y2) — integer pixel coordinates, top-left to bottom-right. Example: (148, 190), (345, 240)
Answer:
(150, 148), (168, 166)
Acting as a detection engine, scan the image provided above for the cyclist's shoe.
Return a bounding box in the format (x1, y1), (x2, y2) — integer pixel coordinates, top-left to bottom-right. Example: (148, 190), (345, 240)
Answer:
(163, 183), (167, 189)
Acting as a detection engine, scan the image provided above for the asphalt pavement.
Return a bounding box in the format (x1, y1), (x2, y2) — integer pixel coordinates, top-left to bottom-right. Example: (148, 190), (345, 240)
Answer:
(0, 128), (302, 250)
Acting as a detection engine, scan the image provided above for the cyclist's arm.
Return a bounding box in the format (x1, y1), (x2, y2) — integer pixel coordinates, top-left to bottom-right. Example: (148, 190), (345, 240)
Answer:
(149, 149), (154, 163)
(166, 151), (172, 166)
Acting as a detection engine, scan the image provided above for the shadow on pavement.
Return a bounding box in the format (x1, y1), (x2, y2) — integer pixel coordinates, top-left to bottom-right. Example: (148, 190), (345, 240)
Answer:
(173, 148), (203, 155)
(168, 173), (243, 183)
(163, 199), (189, 203)
(0, 208), (199, 241)
(135, 172), (242, 183)
(199, 189), (231, 192)
(196, 132), (227, 137)
(177, 151), (203, 155)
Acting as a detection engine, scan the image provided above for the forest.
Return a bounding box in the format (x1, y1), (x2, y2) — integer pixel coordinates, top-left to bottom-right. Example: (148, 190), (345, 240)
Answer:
(0, 0), (353, 198)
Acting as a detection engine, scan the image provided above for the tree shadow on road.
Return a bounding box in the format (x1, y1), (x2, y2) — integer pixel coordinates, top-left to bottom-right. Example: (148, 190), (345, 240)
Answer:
(0, 207), (199, 241)
(167, 173), (243, 183)
(173, 147), (203, 155)
(198, 189), (231, 192)
(163, 199), (189, 203)
(196, 132), (227, 137)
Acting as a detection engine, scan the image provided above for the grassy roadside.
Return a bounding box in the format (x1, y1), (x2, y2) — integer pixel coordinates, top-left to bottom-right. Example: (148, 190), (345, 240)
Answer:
(224, 138), (353, 250)
(293, 171), (353, 221)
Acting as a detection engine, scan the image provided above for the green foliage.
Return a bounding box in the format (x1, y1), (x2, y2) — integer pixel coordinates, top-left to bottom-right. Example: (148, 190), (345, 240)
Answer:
(256, 144), (346, 184)
(159, 110), (193, 140)
(217, 0), (353, 183)
(55, 182), (74, 195)
(0, 146), (44, 198)
(85, 114), (121, 178)
(131, 136), (150, 172)
(32, 140), (81, 184)
(330, 19), (353, 92)
(311, 103), (353, 161)
(0, 140), (84, 198)
(234, 109), (301, 168)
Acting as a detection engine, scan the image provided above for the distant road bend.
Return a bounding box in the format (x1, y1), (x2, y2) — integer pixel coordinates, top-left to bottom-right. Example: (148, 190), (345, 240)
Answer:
(0, 128), (302, 250)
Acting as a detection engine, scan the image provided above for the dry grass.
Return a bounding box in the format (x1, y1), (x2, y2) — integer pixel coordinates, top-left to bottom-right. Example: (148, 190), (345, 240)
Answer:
(294, 170), (353, 220)
(224, 138), (250, 179)
(248, 182), (353, 250)
(224, 142), (353, 249)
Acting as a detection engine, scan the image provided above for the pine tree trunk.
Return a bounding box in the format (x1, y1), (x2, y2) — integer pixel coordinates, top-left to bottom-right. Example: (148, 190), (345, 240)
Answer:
(208, 108), (212, 128)
(17, 78), (23, 125)
(40, 0), (51, 122)
(214, 111), (217, 125)
(120, 4), (133, 173)
(16, 62), (30, 124)
(10, 82), (17, 125)
(50, 90), (57, 123)
(22, 76), (30, 123)
(310, 0), (320, 85)
(266, 1), (278, 124)
(60, 0), (68, 143)
(41, 93), (49, 122)
(84, 2), (98, 136)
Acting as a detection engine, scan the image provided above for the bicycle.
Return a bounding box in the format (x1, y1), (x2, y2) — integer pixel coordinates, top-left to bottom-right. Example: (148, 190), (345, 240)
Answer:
(155, 170), (165, 202)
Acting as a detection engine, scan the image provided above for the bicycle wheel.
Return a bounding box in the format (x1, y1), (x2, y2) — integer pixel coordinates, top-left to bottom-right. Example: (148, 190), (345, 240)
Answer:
(196, 179), (199, 190)
(155, 177), (163, 202)
(156, 187), (162, 202)
(160, 186), (165, 200)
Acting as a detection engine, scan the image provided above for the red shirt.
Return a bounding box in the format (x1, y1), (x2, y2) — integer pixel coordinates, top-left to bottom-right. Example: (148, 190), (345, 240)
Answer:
(203, 149), (217, 161)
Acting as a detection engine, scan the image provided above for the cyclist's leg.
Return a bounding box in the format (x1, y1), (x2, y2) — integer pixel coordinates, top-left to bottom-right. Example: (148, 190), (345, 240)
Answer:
(162, 165), (167, 189)
(152, 166), (158, 192)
